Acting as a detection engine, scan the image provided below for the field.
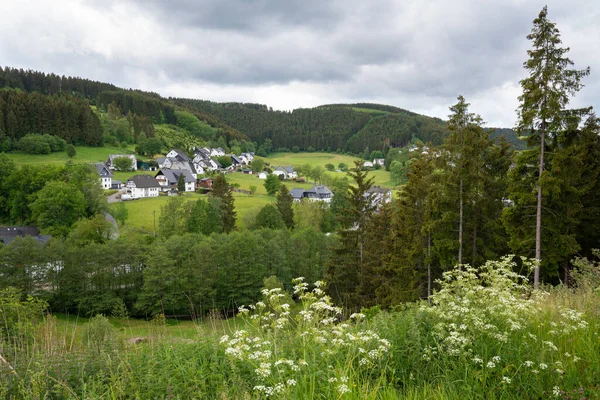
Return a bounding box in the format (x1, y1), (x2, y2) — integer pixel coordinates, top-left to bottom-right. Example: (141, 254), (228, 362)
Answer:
(4, 260), (600, 399)
(263, 152), (395, 188)
(4, 144), (140, 166)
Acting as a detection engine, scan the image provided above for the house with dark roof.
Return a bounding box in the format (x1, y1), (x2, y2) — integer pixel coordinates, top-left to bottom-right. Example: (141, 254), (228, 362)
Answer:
(166, 149), (191, 162)
(94, 163), (113, 189)
(230, 154), (243, 167)
(0, 226), (51, 244)
(365, 186), (393, 208)
(126, 175), (161, 198)
(155, 169), (196, 192)
(290, 185), (334, 203)
(273, 166), (297, 180)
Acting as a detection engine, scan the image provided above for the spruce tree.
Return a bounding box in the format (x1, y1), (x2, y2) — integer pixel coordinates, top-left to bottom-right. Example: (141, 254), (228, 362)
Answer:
(325, 161), (375, 311)
(276, 185), (295, 229)
(211, 174), (236, 233)
(177, 173), (185, 193)
(515, 6), (590, 286)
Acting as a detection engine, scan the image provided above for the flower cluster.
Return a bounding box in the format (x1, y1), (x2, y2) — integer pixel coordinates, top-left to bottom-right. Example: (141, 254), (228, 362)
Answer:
(220, 278), (391, 398)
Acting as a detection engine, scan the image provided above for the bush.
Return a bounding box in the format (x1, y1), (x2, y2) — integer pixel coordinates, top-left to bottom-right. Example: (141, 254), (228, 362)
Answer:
(18, 134), (67, 154)
(66, 144), (76, 158)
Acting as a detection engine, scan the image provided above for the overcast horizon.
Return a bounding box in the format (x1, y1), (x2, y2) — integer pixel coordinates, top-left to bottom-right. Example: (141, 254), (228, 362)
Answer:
(1, 0), (599, 128)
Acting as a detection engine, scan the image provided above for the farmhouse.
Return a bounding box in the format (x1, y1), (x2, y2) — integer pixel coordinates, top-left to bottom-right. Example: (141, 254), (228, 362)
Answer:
(126, 175), (161, 199)
(366, 186), (393, 208)
(290, 185), (334, 203)
(166, 149), (191, 162)
(106, 154), (137, 171)
(373, 158), (385, 166)
(155, 169), (196, 192)
(94, 163), (113, 189)
(273, 166), (297, 180)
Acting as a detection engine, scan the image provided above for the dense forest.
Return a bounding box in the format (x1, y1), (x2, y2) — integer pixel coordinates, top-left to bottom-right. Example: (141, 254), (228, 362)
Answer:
(0, 66), (524, 155)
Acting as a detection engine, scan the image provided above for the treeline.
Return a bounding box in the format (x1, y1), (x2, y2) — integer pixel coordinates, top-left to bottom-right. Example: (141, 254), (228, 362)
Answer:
(171, 98), (372, 151)
(345, 112), (448, 153)
(0, 66), (118, 99)
(0, 89), (103, 147)
(0, 228), (333, 317)
(326, 96), (600, 312)
(96, 91), (177, 124)
(0, 156), (106, 232)
(319, 102), (420, 115)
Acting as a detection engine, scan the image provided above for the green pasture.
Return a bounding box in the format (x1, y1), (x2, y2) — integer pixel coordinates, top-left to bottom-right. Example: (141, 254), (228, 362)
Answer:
(4, 145), (140, 166)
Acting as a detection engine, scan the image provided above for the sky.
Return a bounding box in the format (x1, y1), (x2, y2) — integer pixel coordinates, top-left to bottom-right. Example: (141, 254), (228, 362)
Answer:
(1, 0), (599, 127)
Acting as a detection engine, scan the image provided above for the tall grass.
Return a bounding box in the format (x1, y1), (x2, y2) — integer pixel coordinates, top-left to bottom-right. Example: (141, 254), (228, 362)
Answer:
(2, 257), (599, 399)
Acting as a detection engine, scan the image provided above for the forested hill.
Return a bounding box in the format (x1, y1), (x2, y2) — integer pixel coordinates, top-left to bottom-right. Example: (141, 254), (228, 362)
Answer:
(0, 66), (523, 152)
(171, 99), (524, 152)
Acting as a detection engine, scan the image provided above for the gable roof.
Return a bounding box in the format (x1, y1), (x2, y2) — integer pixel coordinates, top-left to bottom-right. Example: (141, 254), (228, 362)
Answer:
(231, 154), (243, 164)
(94, 163), (112, 177)
(283, 166), (295, 173)
(309, 185), (333, 197)
(128, 174), (161, 188)
(171, 149), (191, 162)
(156, 169), (196, 184)
(290, 188), (305, 200)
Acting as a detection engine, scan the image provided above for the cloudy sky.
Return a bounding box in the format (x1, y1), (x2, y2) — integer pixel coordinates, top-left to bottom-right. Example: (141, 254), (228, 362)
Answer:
(1, 0), (598, 127)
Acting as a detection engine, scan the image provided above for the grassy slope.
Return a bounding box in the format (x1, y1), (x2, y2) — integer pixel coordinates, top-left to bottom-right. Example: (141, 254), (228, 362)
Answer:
(4, 145), (140, 166)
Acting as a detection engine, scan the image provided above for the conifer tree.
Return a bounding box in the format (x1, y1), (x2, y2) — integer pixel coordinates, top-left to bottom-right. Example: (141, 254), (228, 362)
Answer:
(211, 174), (236, 233)
(514, 6), (590, 286)
(276, 185), (294, 229)
(325, 161), (375, 311)
(177, 173), (185, 193)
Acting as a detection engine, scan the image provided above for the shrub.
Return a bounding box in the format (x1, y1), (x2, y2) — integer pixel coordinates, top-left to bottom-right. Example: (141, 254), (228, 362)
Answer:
(66, 144), (76, 158)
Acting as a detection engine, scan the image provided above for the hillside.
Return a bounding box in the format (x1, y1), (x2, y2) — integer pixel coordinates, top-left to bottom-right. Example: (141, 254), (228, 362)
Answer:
(0, 67), (523, 153)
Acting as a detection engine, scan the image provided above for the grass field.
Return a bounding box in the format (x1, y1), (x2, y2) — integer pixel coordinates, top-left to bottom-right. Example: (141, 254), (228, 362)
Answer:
(4, 144), (141, 166)
(262, 152), (396, 188)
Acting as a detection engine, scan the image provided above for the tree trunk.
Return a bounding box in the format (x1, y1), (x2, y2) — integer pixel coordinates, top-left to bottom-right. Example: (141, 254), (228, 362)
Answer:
(535, 122), (545, 288)
(458, 177), (463, 265)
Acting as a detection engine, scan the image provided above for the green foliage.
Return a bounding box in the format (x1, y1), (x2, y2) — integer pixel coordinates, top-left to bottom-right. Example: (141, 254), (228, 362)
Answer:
(30, 181), (87, 236)
(250, 158), (264, 173)
(68, 214), (115, 246)
(177, 173), (185, 193)
(175, 110), (216, 140)
(112, 156), (134, 171)
(82, 314), (116, 353)
(18, 134), (66, 154)
(188, 197), (223, 235)
(109, 202), (129, 225)
(66, 143), (76, 158)
(326, 161), (376, 311)
(264, 173), (281, 195)
(249, 185), (257, 195)
(211, 174), (236, 233)
(276, 185), (294, 229)
(158, 196), (190, 238)
(215, 155), (232, 168)
(254, 204), (285, 230)
(0, 286), (47, 346)
(325, 163), (334, 171)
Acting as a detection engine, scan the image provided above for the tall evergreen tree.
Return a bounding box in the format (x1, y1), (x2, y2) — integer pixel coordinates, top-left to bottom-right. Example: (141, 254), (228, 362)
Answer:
(211, 174), (236, 233)
(326, 161), (375, 311)
(515, 6), (590, 286)
(276, 185), (295, 229)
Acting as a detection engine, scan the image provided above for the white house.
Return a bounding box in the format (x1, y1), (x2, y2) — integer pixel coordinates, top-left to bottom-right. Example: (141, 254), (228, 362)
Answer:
(94, 163), (113, 190)
(126, 175), (161, 199)
(106, 154), (137, 171)
(210, 147), (226, 157)
(273, 166), (297, 180)
(291, 185), (334, 203)
(166, 149), (191, 162)
(363, 161), (374, 168)
(373, 158), (385, 166)
(365, 186), (393, 208)
(154, 169), (196, 192)
(258, 171), (268, 180)
(240, 152), (254, 165)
